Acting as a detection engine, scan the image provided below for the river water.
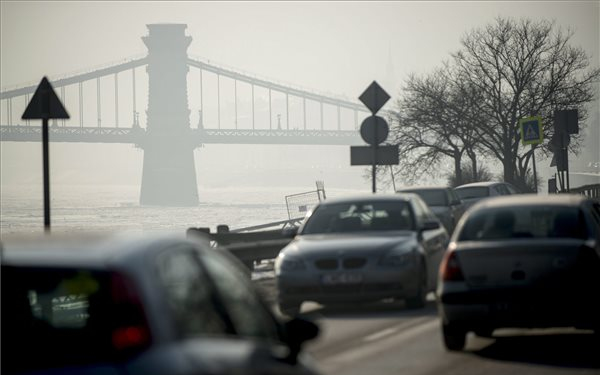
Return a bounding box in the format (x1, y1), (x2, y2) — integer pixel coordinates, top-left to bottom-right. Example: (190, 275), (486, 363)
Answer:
(1, 184), (365, 236)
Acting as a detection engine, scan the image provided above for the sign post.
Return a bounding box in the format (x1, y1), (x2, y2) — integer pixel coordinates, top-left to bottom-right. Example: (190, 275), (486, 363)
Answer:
(22, 77), (70, 232)
(353, 81), (396, 193)
(519, 116), (543, 193)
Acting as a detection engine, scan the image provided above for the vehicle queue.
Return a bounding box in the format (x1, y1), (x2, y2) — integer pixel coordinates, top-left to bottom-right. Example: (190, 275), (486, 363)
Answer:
(2, 181), (599, 374)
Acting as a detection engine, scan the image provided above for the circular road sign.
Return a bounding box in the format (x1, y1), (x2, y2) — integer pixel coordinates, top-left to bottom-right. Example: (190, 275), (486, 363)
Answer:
(360, 115), (389, 145)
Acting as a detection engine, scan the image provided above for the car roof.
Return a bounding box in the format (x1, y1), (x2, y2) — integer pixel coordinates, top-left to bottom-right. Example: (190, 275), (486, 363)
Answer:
(397, 186), (450, 192)
(469, 193), (589, 210)
(0, 232), (199, 269)
(455, 181), (507, 189)
(317, 193), (417, 206)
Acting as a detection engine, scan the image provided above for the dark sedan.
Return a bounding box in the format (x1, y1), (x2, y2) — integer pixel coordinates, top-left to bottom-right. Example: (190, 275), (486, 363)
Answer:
(437, 194), (600, 351)
(1, 233), (320, 375)
(397, 186), (465, 234)
(275, 194), (449, 316)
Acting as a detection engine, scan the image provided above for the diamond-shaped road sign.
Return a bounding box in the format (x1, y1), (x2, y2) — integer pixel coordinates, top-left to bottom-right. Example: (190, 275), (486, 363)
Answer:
(519, 116), (543, 146)
(22, 77), (69, 120)
(359, 81), (390, 115)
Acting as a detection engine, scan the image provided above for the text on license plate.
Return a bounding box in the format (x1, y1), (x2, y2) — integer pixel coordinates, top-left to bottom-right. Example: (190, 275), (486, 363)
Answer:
(321, 273), (363, 285)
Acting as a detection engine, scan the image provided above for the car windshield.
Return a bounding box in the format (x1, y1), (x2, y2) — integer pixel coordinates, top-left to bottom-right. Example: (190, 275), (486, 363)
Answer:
(458, 206), (588, 241)
(301, 201), (414, 234)
(405, 190), (448, 206)
(455, 187), (489, 200)
(1, 266), (149, 373)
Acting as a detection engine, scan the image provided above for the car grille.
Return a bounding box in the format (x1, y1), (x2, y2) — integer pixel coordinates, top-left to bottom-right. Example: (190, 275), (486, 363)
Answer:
(343, 258), (367, 269)
(315, 259), (338, 270)
(314, 257), (368, 270)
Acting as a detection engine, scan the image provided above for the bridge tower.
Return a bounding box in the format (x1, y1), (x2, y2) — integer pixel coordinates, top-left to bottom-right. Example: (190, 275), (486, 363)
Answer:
(139, 24), (199, 206)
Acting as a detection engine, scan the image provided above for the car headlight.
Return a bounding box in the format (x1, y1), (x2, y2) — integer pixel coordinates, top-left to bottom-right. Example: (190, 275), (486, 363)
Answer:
(379, 251), (415, 267)
(278, 256), (306, 271)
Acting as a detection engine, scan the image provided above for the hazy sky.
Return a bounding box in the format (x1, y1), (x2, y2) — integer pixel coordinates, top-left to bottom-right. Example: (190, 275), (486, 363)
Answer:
(1, 1), (599, 192)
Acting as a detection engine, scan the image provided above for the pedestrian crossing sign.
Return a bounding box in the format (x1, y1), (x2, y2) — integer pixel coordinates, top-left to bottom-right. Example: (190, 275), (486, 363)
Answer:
(519, 116), (543, 145)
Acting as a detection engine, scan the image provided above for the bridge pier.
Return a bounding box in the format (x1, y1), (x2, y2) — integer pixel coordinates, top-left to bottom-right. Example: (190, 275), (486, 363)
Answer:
(139, 24), (199, 206)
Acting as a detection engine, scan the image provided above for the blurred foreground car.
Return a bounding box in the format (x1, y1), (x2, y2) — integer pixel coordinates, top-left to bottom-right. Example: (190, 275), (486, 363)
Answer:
(437, 195), (600, 351)
(454, 181), (520, 208)
(397, 186), (465, 234)
(276, 194), (449, 316)
(1, 233), (320, 375)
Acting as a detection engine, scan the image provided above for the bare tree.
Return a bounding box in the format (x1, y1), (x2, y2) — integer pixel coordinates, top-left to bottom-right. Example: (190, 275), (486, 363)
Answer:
(452, 17), (599, 189)
(390, 67), (484, 186)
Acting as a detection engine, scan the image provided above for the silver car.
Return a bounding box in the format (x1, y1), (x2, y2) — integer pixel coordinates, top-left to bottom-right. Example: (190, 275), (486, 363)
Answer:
(397, 186), (465, 234)
(1, 233), (320, 375)
(275, 194), (449, 316)
(454, 181), (521, 209)
(437, 194), (600, 351)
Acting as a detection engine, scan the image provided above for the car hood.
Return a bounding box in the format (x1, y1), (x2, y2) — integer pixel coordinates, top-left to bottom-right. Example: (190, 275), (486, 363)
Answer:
(282, 232), (417, 259)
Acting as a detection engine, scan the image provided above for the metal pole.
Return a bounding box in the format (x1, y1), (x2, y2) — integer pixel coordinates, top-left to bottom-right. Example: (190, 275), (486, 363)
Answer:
(217, 74), (221, 129)
(199, 68), (203, 127)
(303, 98), (306, 130)
(531, 145), (538, 193)
(42, 118), (51, 231)
(286, 93), (289, 130)
(132, 68), (137, 126)
(114, 73), (118, 127)
(79, 82), (83, 127)
(234, 80), (238, 129)
(252, 84), (255, 130)
(337, 106), (340, 130)
(320, 102), (323, 130)
(389, 165), (396, 192)
(269, 89), (272, 130)
(97, 77), (101, 127)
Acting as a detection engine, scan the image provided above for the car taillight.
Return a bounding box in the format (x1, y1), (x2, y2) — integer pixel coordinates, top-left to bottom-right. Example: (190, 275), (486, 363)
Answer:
(440, 245), (464, 281)
(110, 272), (152, 352)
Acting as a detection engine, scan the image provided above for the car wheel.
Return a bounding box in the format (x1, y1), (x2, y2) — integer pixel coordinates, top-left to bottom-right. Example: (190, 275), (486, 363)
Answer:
(405, 264), (427, 309)
(279, 301), (301, 317)
(442, 322), (466, 351)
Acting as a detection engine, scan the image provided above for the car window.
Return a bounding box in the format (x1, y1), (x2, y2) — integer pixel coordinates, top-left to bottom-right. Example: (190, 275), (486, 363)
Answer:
(1, 266), (142, 373)
(405, 189), (448, 206)
(302, 201), (414, 234)
(157, 248), (231, 337)
(493, 184), (510, 195)
(455, 187), (489, 200)
(200, 252), (281, 342)
(449, 189), (461, 204)
(458, 206), (588, 241)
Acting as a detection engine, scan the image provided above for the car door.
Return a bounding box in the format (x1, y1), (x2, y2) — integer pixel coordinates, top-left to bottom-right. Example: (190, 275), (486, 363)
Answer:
(412, 197), (447, 288)
(197, 249), (313, 374)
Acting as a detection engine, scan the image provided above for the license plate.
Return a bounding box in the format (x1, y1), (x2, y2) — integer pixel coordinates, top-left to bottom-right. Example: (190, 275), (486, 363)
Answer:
(321, 273), (363, 285)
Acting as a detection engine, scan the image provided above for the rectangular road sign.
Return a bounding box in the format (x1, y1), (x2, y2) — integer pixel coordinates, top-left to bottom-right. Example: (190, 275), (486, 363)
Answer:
(519, 116), (543, 145)
(350, 145), (399, 165)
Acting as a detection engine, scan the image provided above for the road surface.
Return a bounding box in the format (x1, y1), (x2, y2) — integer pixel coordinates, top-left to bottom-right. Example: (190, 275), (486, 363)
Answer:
(302, 298), (600, 375)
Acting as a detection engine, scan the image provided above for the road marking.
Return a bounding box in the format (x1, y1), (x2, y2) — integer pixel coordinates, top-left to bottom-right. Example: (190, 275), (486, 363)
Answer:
(363, 327), (398, 342)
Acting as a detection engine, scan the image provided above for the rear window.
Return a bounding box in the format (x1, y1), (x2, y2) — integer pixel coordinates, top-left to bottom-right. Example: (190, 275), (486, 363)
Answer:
(458, 206), (588, 241)
(1, 266), (149, 373)
(455, 187), (489, 200)
(405, 190), (448, 207)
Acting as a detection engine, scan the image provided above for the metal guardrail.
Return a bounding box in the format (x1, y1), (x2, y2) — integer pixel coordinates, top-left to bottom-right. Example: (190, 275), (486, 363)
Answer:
(569, 183), (600, 200)
(187, 219), (302, 269)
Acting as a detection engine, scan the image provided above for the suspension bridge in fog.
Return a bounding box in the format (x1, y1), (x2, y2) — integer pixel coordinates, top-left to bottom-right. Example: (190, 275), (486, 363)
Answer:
(0, 24), (395, 206)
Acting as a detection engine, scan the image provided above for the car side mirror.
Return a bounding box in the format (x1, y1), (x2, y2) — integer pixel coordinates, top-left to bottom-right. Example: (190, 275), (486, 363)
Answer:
(283, 317), (320, 364)
(282, 226), (299, 238)
(421, 220), (440, 231)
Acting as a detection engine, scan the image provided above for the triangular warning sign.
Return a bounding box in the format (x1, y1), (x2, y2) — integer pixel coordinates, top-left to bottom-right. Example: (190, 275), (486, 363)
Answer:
(524, 123), (538, 140)
(22, 77), (70, 120)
